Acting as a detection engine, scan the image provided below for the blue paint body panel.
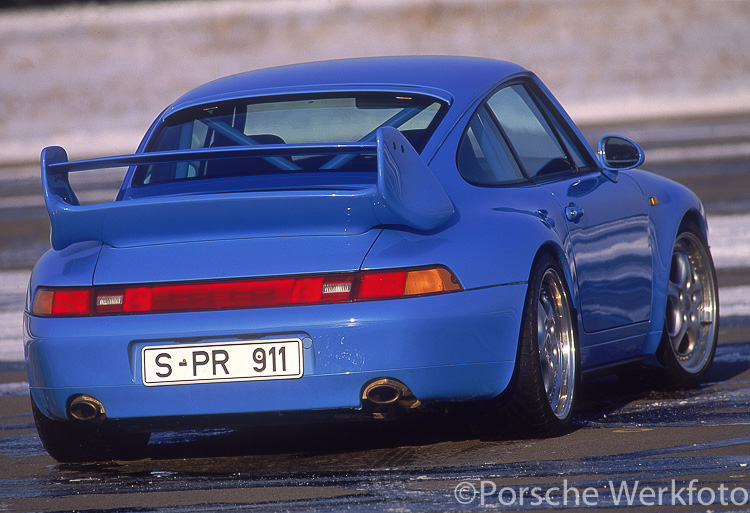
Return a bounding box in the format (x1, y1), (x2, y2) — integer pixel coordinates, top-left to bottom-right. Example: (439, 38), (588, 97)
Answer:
(25, 56), (712, 428)
(26, 285), (524, 419)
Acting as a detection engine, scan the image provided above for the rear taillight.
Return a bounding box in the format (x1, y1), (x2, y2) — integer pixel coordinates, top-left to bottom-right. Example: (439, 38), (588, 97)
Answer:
(30, 266), (462, 317)
(32, 288), (90, 316)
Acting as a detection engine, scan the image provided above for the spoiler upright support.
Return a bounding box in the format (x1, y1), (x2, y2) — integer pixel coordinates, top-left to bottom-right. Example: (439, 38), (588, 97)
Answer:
(40, 128), (454, 250)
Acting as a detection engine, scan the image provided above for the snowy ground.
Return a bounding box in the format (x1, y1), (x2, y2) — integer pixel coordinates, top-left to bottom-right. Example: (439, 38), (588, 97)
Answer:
(2, 0), (750, 163)
(0, 270), (27, 364)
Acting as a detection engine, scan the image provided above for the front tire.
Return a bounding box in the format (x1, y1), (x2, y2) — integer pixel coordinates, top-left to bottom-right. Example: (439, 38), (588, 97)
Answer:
(504, 254), (579, 436)
(657, 223), (719, 388)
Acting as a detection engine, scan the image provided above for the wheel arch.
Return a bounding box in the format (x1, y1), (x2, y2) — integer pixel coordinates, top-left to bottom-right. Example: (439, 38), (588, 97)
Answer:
(653, 207), (710, 322)
(678, 209), (710, 240)
(655, 220), (719, 385)
(622, 170), (710, 352)
(647, 207), (715, 351)
(505, 242), (580, 386)
(497, 246), (580, 435)
(532, 241), (580, 322)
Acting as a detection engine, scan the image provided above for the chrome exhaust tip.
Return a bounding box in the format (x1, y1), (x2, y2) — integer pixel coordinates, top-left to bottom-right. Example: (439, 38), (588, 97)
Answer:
(362, 378), (421, 409)
(69, 395), (106, 421)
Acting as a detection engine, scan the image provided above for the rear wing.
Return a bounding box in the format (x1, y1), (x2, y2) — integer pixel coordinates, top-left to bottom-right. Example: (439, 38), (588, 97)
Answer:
(41, 127), (454, 250)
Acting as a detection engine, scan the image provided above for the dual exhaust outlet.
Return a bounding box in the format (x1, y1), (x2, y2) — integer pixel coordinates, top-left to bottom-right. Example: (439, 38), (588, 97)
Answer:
(68, 378), (420, 423)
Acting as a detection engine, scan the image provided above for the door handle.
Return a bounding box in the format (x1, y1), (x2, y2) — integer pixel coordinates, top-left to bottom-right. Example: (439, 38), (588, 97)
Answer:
(565, 203), (584, 222)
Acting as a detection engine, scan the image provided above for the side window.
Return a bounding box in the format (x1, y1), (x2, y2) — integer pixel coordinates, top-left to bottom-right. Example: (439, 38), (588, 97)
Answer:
(486, 85), (573, 178)
(457, 108), (524, 185)
(457, 82), (597, 186)
(534, 93), (597, 172)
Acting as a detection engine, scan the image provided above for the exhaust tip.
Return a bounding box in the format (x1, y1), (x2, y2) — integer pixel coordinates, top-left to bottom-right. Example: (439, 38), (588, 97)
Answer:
(362, 378), (421, 409)
(365, 383), (401, 405)
(69, 395), (106, 421)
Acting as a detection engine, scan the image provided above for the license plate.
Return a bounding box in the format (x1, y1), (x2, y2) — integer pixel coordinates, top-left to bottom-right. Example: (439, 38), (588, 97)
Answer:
(142, 339), (303, 386)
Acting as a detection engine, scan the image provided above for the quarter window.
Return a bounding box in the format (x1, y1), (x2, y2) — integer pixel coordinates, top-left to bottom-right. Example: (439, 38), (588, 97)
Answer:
(457, 108), (525, 185)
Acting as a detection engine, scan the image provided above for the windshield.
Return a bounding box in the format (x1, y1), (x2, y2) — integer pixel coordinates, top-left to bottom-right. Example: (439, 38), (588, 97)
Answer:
(133, 94), (446, 188)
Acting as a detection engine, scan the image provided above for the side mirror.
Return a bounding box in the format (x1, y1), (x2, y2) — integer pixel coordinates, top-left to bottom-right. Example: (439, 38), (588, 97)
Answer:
(597, 135), (645, 171)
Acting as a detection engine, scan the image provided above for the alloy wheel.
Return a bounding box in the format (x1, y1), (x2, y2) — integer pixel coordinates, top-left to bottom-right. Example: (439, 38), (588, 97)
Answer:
(665, 231), (718, 374)
(537, 268), (576, 420)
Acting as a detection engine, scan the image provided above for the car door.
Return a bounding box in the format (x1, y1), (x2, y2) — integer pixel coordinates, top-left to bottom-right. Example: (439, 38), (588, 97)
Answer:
(545, 172), (652, 333)
(484, 82), (652, 334)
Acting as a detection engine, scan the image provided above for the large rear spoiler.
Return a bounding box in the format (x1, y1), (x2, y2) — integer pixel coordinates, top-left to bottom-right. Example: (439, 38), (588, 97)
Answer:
(41, 127), (454, 250)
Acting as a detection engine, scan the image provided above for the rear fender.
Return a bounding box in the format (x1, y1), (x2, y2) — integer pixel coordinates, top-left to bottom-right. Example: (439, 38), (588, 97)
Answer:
(363, 205), (571, 298)
(26, 241), (102, 316)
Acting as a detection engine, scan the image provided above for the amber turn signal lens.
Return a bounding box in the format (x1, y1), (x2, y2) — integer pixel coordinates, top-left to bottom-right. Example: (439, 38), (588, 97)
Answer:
(31, 289), (55, 316)
(404, 268), (461, 296)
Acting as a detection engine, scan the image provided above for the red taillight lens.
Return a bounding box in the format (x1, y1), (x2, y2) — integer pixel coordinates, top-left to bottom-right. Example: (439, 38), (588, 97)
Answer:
(30, 266), (461, 317)
(146, 277), (331, 313)
(358, 271), (408, 299)
(125, 288), (152, 312)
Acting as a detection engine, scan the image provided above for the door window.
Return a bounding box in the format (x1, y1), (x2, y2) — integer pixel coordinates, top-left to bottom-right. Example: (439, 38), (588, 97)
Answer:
(486, 85), (572, 179)
(457, 81), (596, 186)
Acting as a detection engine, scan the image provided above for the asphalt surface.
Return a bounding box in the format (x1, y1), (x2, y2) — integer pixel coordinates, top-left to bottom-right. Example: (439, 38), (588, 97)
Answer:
(1, 115), (750, 512)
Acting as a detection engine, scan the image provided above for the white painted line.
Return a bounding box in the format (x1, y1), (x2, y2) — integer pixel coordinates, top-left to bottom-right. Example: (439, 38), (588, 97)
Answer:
(707, 213), (750, 270)
(0, 340), (23, 364)
(0, 330), (24, 365)
(646, 142), (750, 164)
(0, 382), (29, 398)
(0, 195), (44, 210)
(0, 187), (120, 210)
(718, 286), (750, 318)
(0, 271), (29, 297)
(0, 272), (28, 364)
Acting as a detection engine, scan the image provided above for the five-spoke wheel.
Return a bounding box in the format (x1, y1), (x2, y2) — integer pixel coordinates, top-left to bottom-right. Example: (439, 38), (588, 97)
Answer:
(503, 253), (578, 436)
(537, 268), (577, 420)
(659, 224), (719, 386)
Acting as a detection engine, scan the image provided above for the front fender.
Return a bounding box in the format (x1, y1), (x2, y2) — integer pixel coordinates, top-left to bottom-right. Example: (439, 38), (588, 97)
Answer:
(624, 169), (708, 352)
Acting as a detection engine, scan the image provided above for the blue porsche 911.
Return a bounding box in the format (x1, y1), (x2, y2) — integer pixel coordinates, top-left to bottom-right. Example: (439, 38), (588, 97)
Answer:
(25, 56), (719, 462)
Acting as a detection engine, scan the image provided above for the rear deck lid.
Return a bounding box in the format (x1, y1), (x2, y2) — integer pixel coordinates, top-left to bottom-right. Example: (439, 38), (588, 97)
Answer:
(92, 230), (382, 285)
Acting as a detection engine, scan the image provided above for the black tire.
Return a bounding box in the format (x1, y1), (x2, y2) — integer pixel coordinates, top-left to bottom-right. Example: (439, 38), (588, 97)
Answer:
(503, 253), (579, 437)
(31, 395), (150, 463)
(657, 222), (719, 388)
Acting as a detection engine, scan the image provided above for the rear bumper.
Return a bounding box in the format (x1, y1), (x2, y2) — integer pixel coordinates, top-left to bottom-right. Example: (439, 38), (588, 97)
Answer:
(24, 284), (525, 422)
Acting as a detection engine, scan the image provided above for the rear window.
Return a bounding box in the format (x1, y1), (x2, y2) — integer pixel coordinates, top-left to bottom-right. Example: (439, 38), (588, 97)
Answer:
(133, 94), (446, 188)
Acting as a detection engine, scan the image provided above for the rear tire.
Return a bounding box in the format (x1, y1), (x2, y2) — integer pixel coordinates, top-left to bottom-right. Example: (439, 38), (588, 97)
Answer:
(31, 395), (149, 463)
(657, 223), (719, 388)
(502, 254), (579, 437)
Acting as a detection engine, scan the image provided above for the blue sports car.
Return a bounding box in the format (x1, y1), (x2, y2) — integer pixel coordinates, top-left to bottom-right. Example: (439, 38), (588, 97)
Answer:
(25, 56), (719, 462)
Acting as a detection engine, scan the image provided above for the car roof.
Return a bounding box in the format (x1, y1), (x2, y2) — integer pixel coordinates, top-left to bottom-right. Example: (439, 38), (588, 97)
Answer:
(164, 56), (528, 116)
